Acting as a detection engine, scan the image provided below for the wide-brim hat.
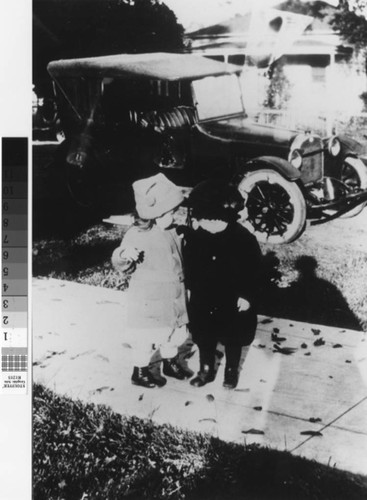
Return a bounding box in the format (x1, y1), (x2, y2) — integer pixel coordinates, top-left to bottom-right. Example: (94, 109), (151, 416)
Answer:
(133, 173), (184, 220)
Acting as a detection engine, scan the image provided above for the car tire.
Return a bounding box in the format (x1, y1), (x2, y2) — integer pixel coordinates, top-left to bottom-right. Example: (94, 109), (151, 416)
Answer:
(340, 156), (367, 218)
(238, 169), (307, 244)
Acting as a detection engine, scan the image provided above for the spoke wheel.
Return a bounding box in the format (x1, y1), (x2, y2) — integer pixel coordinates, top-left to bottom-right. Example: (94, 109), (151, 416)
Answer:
(340, 156), (367, 218)
(238, 169), (306, 244)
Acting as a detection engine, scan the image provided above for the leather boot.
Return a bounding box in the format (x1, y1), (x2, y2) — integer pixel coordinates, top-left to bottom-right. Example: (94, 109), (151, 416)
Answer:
(223, 366), (239, 389)
(131, 366), (156, 388)
(148, 365), (167, 387)
(190, 364), (215, 387)
(163, 356), (189, 380)
(176, 360), (194, 378)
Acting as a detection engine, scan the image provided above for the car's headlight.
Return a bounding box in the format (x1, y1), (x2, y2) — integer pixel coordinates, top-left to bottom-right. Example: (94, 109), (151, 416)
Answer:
(328, 136), (341, 157)
(288, 148), (303, 169)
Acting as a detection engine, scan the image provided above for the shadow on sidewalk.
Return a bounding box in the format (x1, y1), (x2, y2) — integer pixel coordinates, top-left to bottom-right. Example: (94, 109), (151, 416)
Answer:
(259, 253), (362, 331)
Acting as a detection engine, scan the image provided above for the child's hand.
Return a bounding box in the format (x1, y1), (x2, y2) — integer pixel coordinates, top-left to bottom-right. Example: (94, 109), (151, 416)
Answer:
(237, 298), (250, 312)
(121, 247), (141, 263)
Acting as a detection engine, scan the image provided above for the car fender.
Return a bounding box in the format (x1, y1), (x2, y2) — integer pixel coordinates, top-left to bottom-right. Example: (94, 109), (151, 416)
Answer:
(241, 155), (302, 182)
(337, 133), (366, 157)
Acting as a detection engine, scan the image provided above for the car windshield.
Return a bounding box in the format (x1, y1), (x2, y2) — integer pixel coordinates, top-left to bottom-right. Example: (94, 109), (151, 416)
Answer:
(192, 74), (244, 121)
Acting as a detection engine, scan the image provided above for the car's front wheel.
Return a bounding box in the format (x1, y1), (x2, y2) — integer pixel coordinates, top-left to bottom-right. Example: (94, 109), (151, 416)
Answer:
(340, 156), (367, 217)
(238, 169), (307, 244)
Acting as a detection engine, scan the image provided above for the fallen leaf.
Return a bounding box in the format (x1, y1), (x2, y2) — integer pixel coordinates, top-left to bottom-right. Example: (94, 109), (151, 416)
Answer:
(253, 406), (262, 411)
(206, 394), (215, 402)
(260, 379), (267, 383)
(273, 327), (280, 333)
(273, 344), (297, 355)
(345, 360), (352, 364)
(301, 343), (308, 349)
(309, 417), (322, 423)
(260, 318), (273, 324)
(95, 354), (109, 362)
(122, 343), (132, 349)
(138, 394), (144, 401)
(94, 386), (109, 394)
(333, 344), (343, 348)
(300, 430), (323, 436)
(271, 333), (286, 342)
(304, 352), (311, 356)
(329, 375), (333, 379)
(242, 428), (265, 435)
(314, 338), (325, 347)
(312, 329), (321, 335)
(185, 401), (193, 406)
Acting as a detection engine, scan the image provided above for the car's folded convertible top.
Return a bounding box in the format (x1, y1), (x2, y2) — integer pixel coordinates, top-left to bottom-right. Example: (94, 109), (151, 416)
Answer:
(47, 52), (242, 81)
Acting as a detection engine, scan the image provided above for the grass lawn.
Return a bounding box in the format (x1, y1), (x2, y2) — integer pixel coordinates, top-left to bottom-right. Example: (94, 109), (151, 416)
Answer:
(34, 383), (367, 500)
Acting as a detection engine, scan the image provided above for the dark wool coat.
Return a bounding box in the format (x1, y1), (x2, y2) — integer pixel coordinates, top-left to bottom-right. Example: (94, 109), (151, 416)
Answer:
(183, 222), (262, 346)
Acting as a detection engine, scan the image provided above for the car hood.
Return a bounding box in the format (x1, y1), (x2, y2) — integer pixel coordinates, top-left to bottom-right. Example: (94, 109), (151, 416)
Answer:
(198, 116), (298, 149)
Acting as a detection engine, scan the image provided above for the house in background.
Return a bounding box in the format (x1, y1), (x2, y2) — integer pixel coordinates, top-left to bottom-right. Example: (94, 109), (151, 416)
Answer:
(183, 6), (367, 133)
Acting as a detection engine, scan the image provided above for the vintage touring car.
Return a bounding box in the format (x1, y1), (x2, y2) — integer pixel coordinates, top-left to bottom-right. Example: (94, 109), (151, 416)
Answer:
(47, 52), (367, 244)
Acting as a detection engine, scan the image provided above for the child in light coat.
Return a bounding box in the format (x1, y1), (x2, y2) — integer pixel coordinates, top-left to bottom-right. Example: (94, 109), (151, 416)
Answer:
(112, 173), (191, 388)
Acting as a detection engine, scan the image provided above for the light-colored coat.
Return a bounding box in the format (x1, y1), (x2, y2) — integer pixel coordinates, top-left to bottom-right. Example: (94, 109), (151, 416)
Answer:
(112, 224), (188, 330)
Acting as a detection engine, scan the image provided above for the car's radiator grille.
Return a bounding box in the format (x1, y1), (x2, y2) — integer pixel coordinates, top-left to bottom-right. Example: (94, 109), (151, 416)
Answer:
(295, 136), (324, 185)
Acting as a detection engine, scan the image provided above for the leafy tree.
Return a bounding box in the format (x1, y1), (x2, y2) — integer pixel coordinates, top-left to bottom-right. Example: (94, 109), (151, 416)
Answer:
(331, 0), (367, 49)
(33, 0), (184, 96)
(264, 59), (292, 109)
(276, 0), (329, 19)
(330, 0), (367, 107)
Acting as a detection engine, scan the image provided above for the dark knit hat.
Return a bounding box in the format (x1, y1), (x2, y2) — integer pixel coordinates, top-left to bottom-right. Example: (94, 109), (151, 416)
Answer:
(188, 180), (244, 222)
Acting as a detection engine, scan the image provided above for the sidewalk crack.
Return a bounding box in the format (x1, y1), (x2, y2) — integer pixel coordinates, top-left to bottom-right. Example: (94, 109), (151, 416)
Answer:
(290, 395), (367, 452)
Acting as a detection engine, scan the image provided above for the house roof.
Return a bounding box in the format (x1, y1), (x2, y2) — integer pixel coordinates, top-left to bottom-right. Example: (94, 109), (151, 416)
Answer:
(188, 12), (252, 37)
(47, 52), (242, 81)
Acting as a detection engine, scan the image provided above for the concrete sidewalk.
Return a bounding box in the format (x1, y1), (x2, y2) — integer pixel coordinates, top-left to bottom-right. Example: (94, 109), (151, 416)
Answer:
(32, 278), (367, 476)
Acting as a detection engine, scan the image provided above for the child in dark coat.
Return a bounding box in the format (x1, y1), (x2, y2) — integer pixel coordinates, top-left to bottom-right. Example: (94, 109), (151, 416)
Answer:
(183, 180), (262, 389)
